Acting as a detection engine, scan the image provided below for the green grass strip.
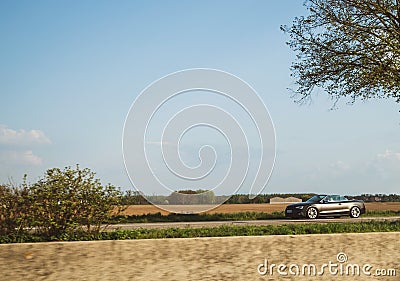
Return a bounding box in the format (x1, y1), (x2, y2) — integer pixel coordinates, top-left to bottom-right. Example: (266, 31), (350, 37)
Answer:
(1, 220), (399, 244)
(109, 211), (286, 224)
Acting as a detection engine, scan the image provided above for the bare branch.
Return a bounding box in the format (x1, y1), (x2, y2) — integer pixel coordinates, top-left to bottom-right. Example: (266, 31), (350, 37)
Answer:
(283, 0), (400, 105)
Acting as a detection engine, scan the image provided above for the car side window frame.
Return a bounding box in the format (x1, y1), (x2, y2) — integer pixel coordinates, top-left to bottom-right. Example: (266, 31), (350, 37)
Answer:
(325, 195), (335, 203)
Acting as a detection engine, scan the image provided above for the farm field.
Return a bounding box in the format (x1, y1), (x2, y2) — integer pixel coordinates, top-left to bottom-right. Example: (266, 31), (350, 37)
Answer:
(120, 202), (400, 215)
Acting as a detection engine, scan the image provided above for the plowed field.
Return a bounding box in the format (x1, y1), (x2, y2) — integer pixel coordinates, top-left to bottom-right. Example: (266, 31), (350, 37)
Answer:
(119, 202), (400, 215)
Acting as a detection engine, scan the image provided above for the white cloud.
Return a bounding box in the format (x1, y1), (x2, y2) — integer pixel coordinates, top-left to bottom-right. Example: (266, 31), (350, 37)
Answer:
(0, 150), (43, 166)
(0, 124), (51, 146)
(0, 125), (50, 167)
(330, 160), (350, 171)
(364, 149), (400, 182)
(377, 149), (400, 161)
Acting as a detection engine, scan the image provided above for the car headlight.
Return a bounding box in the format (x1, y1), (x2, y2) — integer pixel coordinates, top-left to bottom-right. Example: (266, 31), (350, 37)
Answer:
(295, 206), (304, 209)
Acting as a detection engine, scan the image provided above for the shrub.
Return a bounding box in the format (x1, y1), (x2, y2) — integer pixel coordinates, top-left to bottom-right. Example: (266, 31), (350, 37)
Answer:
(27, 165), (124, 237)
(0, 182), (29, 235)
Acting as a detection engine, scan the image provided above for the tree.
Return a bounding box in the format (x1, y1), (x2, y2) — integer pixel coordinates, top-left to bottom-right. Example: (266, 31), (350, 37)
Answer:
(121, 190), (149, 205)
(0, 183), (29, 235)
(281, 0), (400, 105)
(28, 165), (123, 236)
(166, 189), (216, 204)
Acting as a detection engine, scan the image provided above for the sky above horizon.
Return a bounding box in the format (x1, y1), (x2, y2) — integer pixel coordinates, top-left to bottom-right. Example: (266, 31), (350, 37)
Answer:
(1, 1), (399, 196)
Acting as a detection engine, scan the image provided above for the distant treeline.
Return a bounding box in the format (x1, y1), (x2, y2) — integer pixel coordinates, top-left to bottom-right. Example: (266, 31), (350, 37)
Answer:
(120, 191), (400, 205)
(224, 194), (314, 204)
(225, 193), (400, 204)
(347, 194), (400, 202)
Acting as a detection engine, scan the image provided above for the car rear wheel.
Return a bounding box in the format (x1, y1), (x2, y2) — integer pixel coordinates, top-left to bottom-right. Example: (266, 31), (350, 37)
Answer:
(350, 206), (361, 218)
(306, 207), (318, 219)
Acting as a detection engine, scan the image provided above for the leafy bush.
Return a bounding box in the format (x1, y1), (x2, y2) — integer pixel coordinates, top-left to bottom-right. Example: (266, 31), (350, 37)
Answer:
(0, 182), (29, 235)
(27, 165), (124, 236)
(0, 166), (124, 239)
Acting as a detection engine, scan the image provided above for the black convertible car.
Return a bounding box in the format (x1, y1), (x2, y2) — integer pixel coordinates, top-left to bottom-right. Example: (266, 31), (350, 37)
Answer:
(285, 195), (366, 219)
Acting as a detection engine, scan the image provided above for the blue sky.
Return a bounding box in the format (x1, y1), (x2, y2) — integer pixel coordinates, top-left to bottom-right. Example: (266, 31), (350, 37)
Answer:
(1, 1), (399, 195)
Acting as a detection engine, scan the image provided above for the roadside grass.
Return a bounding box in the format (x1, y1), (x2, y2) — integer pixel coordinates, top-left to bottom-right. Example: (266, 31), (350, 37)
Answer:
(108, 210), (400, 224)
(1, 220), (399, 243)
(108, 211), (286, 224)
(363, 210), (400, 217)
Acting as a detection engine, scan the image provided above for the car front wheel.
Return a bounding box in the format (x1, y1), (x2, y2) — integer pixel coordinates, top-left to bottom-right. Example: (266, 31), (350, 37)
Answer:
(306, 207), (318, 219)
(350, 206), (361, 218)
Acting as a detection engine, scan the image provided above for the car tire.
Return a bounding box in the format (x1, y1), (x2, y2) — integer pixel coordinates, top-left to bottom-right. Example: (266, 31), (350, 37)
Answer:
(306, 207), (318, 219)
(350, 206), (361, 218)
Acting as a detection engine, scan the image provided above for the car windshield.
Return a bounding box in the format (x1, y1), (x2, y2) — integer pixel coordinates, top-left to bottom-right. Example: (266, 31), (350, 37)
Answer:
(306, 195), (326, 203)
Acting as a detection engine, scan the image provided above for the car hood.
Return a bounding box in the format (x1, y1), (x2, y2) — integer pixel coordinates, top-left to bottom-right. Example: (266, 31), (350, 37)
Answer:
(286, 202), (310, 208)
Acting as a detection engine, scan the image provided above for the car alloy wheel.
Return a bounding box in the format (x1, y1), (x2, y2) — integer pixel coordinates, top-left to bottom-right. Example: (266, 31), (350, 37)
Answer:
(306, 207), (318, 219)
(350, 206), (361, 218)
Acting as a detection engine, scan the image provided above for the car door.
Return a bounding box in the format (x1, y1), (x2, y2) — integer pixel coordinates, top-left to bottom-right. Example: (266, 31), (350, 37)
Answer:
(318, 195), (342, 215)
(337, 196), (352, 213)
